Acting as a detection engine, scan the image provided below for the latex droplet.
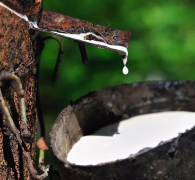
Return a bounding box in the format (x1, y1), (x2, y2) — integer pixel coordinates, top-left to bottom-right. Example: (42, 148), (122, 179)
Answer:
(122, 66), (129, 75)
(123, 57), (127, 65)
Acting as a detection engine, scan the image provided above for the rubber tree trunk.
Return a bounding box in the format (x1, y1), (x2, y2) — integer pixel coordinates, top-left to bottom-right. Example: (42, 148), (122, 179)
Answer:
(0, 4), (41, 179)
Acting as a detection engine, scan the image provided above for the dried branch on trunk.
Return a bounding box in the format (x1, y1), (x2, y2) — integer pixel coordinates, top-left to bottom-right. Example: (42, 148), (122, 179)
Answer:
(0, 71), (48, 180)
(42, 36), (64, 81)
(0, 71), (30, 141)
(77, 42), (88, 65)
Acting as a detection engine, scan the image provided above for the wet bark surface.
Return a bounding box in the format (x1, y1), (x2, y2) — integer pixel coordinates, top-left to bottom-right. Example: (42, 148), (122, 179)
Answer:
(0, 5), (40, 179)
(51, 81), (195, 180)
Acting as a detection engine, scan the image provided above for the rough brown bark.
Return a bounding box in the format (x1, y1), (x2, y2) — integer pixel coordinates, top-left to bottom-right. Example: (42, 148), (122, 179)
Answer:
(0, 4), (40, 179)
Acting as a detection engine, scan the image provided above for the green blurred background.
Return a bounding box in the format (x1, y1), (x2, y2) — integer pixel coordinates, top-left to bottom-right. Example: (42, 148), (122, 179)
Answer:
(36, 0), (195, 173)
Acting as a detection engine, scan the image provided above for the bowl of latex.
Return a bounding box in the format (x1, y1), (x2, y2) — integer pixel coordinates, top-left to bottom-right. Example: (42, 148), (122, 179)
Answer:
(50, 81), (195, 180)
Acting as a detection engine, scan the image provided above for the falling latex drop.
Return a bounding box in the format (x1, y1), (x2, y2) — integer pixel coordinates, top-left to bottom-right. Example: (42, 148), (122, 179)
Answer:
(122, 57), (128, 75)
(122, 66), (128, 75)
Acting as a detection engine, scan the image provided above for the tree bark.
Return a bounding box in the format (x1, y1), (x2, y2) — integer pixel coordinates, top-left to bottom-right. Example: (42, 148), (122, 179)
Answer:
(0, 4), (40, 179)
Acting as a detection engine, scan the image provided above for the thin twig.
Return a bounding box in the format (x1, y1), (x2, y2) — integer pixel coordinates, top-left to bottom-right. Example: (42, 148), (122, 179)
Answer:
(77, 41), (88, 65)
(0, 71), (31, 142)
(42, 36), (64, 81)
(0, 90), (22, 146)
(38, 149), (50, 175)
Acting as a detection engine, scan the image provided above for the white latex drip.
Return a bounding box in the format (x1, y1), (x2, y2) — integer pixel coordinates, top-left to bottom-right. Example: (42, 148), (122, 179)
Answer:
(122, 57), (128, 75)
(31, 22), (129, 71)
(45, 31), (128, 58)
(67, 111), (195, 166)
(0, 2), (29, 21)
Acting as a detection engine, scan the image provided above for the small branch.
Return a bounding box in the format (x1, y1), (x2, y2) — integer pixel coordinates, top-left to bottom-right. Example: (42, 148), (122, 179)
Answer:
(42, 36), (64, 81)
(0, 1), (131, 59)
(0, 71), (31, 142)
(0, 90), (22, 146)
(38, 149), (50, 177)
(77, 42), (88, 65)
(37, 10), (131, 58)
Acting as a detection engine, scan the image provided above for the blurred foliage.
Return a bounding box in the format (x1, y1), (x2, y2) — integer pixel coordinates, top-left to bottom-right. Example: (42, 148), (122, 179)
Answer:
(36, 0), (195, 171)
